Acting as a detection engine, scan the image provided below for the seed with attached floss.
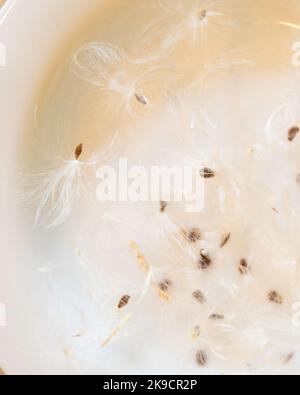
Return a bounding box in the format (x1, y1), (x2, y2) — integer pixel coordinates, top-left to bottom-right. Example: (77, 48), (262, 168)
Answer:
(198, 10), (207, 21)
(239, 259), (249, 275)
(196, 350), (208, 367)
(199, 167), (215, 179)
(268, 290), (283, 305)
(160, 201), (167, 213)
(135, 93), (148, 106)
(158, 279), (172, 292)
(198, 250), (212, 270)
(192, 325), (201, 339)
(188, 228), (201, 243)
(75, 143), (83, 160)
(192, 290), (206, 304)
(282, 352), (295, 364)
(220, 233), (231, 248)
(209, 314), (224, 321)
(118, 295), (131, 309)
(288, 126), (299, 142)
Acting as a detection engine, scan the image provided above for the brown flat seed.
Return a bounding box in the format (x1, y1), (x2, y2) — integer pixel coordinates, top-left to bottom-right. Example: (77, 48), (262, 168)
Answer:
(158, 279), (172, 292)
(118, 295), (131, 309)
(220, 233), (231, 248)
(198, 10), (207, 20)
(192, 325), (201, 339)
(192, 290), (206, 304)
(196, 350), (208, 367)
(268, 290), (283, 305)
(239, 259), (249, 275)
(0, 367), (5, 375)
(188, 228), (201, 243)
(160, 201), (167, 213)
(199, 167), (215, 179)
(288, 126), (300, 142)
(198, 250), (212, 270)
(283, 352), (295, 364)
(209, 314), (224, 321)
(75, 143), (83, 160)
(135, 93), (148, 105)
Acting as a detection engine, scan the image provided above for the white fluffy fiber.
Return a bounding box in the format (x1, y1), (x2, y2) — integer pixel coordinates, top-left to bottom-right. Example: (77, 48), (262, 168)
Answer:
(23, 0), (300, 374)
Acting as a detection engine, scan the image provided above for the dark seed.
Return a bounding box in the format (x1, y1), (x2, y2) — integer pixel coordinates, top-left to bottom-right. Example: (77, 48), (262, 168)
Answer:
(268, 290), (283, 305)
(199, 167), (215, 179)
(288, 126), (300, 142)
(75, 143), (83, 160)
(118, 295), (131, 309)
(239, 259), (249, 275)
(220, 233), (231, 248)
(135, 93), (148, 106)
(158, 279), (172, 292)
(160, 201), (167, 213)
(198, 10), (207, 20)
(196, 350), (207, 367)
(283, 352), (294, 364)
(192, 290), (206, 304)
(198, 250), (212, 270)
(188, 228), (201, 243)
(209, 314), (224, 321)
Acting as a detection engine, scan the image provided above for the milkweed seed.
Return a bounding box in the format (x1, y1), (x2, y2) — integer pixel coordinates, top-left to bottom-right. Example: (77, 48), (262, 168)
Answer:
(198, 250), (212, 269)
(209, 314), (224, 321)
(158, 279), (172, 292)
(118, 295), (131, 309)
(188, 228), (201, 243)
(192, 290), (206, 304)
(135, 93), (148, 106)
(196, 350), (208, 366)
(239, 259), (249, 275)
(282, 352), (295, 364)
(220, 233), (231, 248)
(199, 167), (215, 178)
(288, 126), (300, 142)
(75, 143), (83, 160)
(160, 201), (167, 212)
(268, 290), (283, 305)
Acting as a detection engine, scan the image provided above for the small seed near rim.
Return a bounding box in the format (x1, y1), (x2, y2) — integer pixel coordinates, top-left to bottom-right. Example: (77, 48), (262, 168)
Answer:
(288, 126), (300, 142)
(75, 143), (83, 160)
(196, 350), (208, 367)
